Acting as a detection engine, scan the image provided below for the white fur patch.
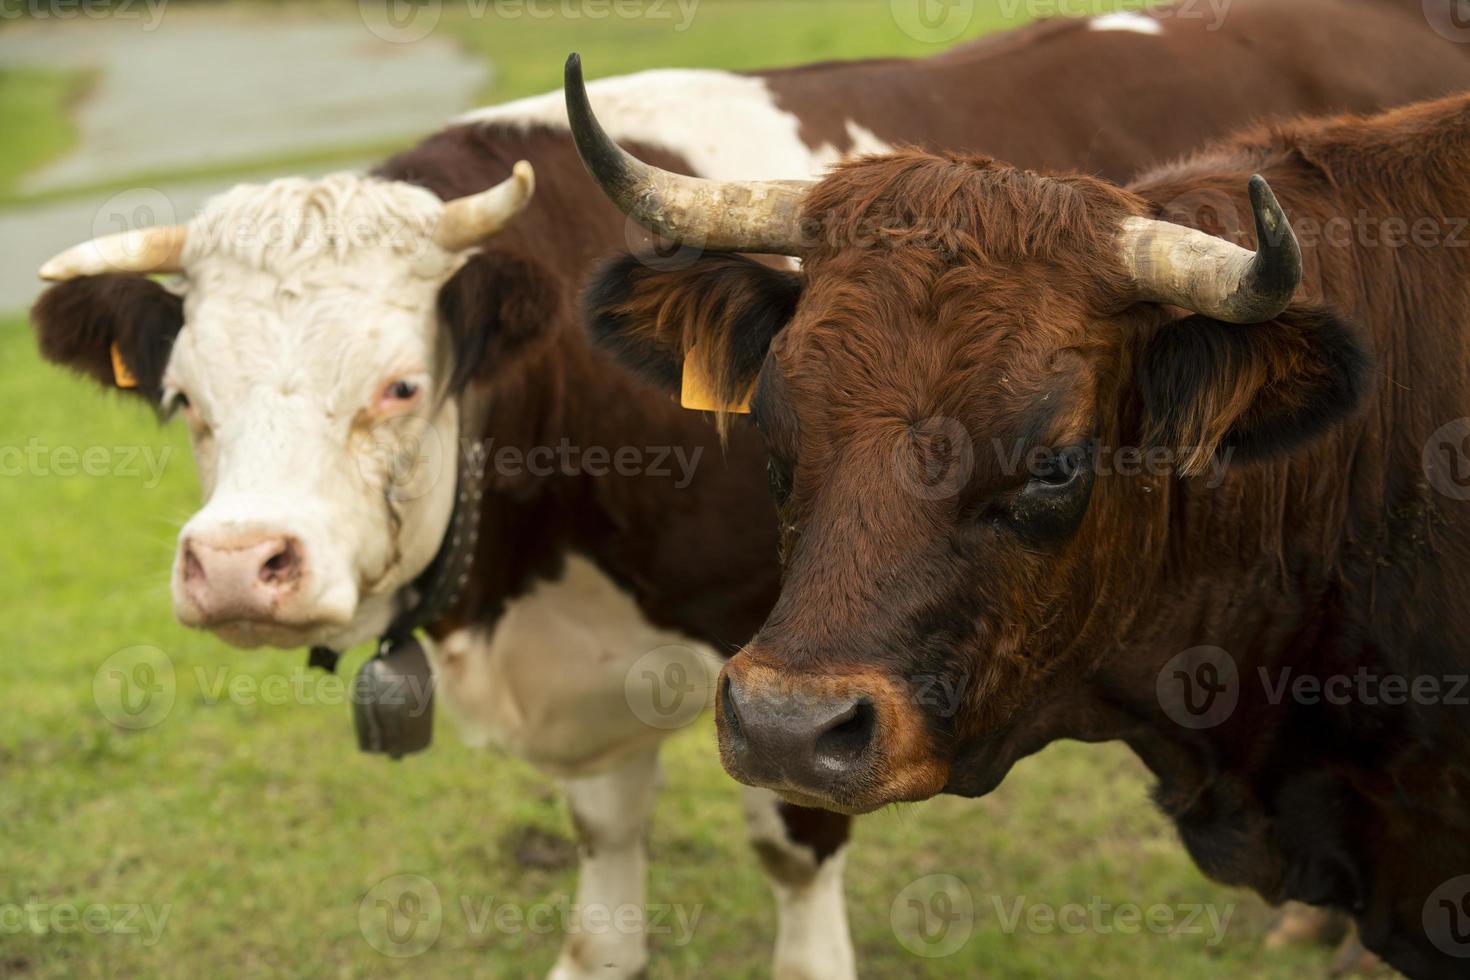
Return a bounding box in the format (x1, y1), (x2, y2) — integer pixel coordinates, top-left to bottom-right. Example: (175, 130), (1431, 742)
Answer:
(1090, 11), (1164, 35)
(552, 749), (662, 980)
(429, 555), (719, 776)
(741, 786), (856, 980)
(459, 69), (890, 181)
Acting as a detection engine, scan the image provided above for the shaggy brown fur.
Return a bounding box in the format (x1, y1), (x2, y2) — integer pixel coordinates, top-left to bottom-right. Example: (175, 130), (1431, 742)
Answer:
(588, 94), (1470, 978)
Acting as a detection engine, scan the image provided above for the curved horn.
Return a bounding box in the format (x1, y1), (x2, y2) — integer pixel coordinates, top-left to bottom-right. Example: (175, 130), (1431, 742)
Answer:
(1117, 175), (1302, 324)
(564, 53), (812, 255)
(433, 160), (537, 251)
(39, 225), (187, 281)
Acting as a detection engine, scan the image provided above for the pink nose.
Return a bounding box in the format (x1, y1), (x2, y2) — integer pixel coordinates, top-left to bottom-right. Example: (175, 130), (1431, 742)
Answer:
(179, 531), (305, 624)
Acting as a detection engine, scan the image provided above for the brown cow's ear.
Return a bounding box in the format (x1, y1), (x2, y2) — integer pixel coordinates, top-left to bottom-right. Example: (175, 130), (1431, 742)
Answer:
(583, 252), (802, 404)
(1136, 305), (1371, 475)
(31, 274), (185, 403)
(438, 249), (563, 393)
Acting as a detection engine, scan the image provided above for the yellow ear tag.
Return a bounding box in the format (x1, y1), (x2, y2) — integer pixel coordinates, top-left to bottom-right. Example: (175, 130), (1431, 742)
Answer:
(680, 345), (752, 414)
(110, 344), (138, 389)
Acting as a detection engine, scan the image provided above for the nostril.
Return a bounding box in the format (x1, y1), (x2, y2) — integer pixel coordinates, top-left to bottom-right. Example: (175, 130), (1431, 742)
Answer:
(719, 674), (745, 743)
(814, 698), (876, 767)
(258, 538), (302, 586)
(182, 544), (206, 584)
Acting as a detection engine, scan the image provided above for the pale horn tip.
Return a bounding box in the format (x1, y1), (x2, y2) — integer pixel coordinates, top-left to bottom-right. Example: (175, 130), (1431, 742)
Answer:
(511, 160), (535, 196)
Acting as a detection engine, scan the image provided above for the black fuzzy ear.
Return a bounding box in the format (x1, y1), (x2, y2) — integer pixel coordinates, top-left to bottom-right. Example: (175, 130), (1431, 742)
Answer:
(438, 249), (563, 393)
(1137, 305), (1371, 474)
(31, 274), (185, 403)
(583, 252), (802, 402)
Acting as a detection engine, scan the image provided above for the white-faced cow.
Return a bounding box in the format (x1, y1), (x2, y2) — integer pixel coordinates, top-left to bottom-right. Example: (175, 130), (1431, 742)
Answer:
(577, 62), (1470, 980)
(31, 2), (1470, 976)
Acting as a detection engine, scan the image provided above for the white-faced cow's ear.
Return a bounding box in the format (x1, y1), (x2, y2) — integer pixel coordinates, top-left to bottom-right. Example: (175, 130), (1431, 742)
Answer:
(1135, 304), (1371, 475)
(31, 274), (185, 404)
(438, 248), (563, 393)
(582, 251), (802, 409)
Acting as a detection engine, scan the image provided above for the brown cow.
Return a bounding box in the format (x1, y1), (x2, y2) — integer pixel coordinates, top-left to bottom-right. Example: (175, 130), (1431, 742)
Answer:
(577, 71), (1470, 980)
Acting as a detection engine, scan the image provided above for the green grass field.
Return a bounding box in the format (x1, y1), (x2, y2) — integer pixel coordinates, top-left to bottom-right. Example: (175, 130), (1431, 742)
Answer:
(2, 3), (1333, 977)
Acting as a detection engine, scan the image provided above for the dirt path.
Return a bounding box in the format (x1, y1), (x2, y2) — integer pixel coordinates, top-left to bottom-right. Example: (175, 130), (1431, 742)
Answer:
(0, 11), (488, 312)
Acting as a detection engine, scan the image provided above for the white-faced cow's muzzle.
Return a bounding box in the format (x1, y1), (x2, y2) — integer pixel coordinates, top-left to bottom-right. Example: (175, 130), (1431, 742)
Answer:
(170, 385), (458, 651)
(174, 493), (359, 644)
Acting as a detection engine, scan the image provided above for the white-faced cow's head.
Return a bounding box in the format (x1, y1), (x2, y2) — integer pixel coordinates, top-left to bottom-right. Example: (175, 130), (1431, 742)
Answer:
(32, 164), (552, 651)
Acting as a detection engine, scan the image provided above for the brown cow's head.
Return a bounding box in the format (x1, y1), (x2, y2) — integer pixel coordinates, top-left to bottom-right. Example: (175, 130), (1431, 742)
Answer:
(31, 164), (560, 652)
(570, 59), (1370, 813)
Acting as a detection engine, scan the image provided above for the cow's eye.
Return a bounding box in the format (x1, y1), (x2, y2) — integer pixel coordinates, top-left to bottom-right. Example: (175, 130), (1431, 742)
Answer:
(1005, 445), (1095, 544)
(163, 389), (191, 419)
(386, 380), (420, 401)
(1032, 446), (1085, 487)
(767, 457), (794, 509)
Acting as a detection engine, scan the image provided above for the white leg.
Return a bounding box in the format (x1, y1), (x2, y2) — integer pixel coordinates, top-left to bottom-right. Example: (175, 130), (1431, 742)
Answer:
(549, 747), (662, 980)
(741, 786), (857, 980)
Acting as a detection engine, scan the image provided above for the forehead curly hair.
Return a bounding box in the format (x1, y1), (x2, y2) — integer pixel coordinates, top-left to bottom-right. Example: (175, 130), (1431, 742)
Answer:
(800, 149), (1143, 301)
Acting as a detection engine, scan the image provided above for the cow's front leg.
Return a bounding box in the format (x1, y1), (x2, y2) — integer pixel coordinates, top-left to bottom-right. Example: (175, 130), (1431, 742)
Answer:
(741, 786), (856, 980)
(549, 747), (662, 980)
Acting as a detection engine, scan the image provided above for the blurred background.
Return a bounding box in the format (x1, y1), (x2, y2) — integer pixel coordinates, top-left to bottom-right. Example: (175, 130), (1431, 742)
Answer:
(1, 2), (1341, 977)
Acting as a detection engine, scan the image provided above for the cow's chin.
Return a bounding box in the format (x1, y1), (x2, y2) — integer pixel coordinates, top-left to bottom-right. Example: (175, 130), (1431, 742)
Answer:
(185, 591), (397, 653)
(772, 787), (885, 816)
(745, 752), (952, 815)
(768, 763), (951, 815)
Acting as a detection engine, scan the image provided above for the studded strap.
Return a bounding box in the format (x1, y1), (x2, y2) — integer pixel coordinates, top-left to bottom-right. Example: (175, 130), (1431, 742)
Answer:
(380, 449), (485, 649)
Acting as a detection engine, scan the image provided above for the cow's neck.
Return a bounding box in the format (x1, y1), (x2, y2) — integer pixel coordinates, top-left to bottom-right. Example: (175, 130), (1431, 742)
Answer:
(444, 319), (780, 651)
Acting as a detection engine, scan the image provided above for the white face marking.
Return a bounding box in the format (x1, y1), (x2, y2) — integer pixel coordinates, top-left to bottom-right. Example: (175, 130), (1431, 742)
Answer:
(1090, 11), (1164, 35)
(166, 173), (466, 650)
(459, 69), (891, 181)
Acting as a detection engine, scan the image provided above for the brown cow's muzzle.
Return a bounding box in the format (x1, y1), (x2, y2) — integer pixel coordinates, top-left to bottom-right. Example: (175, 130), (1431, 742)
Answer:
(716, 651), (951, 814)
